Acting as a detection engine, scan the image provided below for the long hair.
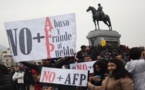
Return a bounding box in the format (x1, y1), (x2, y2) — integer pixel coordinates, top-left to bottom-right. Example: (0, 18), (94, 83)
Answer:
(93, 60), (107, 75)
(109, 60), (131, 80)
(0, 64), (8, 77)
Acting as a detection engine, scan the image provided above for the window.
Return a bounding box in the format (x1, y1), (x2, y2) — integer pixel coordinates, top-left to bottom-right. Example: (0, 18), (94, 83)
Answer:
(6, 59), (9, 62)
(3, 51), (7, 53)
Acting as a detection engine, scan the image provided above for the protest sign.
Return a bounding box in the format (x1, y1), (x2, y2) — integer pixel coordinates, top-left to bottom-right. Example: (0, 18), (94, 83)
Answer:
(4, 13), (76, 62)
(70, 61), (96, 73)
(39, 67), (88, 86)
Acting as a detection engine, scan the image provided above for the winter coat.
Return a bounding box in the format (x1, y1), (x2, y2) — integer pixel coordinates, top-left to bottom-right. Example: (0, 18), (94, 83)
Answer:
(0, 74), (13, 90)
(88, 76), (134, 90)
(12, 71), (25, 84)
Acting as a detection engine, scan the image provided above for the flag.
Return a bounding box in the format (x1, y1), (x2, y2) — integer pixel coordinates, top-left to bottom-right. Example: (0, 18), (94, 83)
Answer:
(100, 37), (106, 46)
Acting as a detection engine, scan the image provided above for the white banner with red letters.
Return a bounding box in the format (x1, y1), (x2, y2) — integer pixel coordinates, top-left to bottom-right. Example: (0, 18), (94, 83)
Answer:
(4, 13), (76, 62)
(70, 61), (96, 73)
(39, 67), (88, 86)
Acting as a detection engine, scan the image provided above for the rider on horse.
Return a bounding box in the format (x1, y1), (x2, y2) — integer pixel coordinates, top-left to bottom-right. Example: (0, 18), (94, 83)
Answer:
(97, 3), (105, 19)
(86, 5), (112, 30)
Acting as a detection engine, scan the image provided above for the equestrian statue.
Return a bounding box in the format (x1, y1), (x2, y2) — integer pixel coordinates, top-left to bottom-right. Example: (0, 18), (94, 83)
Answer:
(86, 3), (112, 30)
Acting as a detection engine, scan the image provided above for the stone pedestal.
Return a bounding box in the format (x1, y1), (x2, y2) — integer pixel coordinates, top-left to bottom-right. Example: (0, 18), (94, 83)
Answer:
(86, 30), (121, 46)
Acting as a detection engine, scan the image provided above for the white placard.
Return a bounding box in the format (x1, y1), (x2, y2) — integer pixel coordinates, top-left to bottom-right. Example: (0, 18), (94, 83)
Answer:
(39, 67), (88, 86)
(70, 61), (96, 73)
(4, 13), (76, 62)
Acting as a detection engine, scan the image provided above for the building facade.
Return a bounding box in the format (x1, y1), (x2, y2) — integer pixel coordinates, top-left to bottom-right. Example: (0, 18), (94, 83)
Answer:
(1, 48), (14, 67)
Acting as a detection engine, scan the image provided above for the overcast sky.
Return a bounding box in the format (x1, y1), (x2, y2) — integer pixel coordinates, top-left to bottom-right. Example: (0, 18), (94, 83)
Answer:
(0, 0), (145, 51)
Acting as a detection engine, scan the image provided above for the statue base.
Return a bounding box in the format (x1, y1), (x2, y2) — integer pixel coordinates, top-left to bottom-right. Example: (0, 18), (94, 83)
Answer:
(86, 30), (121, 46)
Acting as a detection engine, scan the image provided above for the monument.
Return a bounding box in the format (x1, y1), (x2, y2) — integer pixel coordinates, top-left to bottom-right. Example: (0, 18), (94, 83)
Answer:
(86, 4), (121, 46)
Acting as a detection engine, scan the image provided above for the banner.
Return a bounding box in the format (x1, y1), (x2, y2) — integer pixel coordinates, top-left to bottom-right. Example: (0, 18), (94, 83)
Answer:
(39, 67), (88, 86)
(70, 61), (96, 73)
(4, 13), (76, 62)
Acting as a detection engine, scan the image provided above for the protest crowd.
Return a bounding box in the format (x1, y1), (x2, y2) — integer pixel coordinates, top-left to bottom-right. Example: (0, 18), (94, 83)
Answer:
(0, 44), (145, 90)
(2, 2), (145, 90)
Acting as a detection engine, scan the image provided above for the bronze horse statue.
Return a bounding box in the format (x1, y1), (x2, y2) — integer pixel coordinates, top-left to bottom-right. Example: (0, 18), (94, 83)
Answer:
(86, 6), (112, 30)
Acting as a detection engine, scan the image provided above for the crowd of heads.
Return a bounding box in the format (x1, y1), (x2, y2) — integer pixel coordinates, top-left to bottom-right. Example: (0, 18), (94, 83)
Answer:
(0, 44), (144, 90)
(76, 44), (130, 64)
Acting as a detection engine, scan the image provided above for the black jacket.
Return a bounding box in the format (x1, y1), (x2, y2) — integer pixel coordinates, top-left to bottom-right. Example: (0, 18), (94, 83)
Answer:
(23, 67), (34, 85)
(0, 74), (13, 90)
(21, 57), (73, 73)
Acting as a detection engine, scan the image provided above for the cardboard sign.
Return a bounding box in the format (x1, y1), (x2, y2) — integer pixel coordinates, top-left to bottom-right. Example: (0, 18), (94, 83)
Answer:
(70, 61), (96, 73)
(39, 67), (88, 86)
(4, 13), (76, 62)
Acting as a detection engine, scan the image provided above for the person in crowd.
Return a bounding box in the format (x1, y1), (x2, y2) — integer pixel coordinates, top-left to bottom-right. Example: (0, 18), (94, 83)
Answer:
(104, 53), (112, 61)
(76, 55), (93, 90)
(0, 64), (13, 90)
(97, 55), (102, 61)
(9, 66), (17, 90)
(125, 47), (145, 90)
(88, 60), (133, 90)
(76, 45), (88, 62)
(89, 60), (107, 86)
(38, 62), (42, 66)
(98, 51), (105, 60)
(30, 62), (42, 90)
(21, 57), (75, 90)
(20, 63), (34, 90)
(141, 49), (145, 59)
(116, 54), (126, 65)
(86, 46), (97, 60)
(123, 53), (130, 64)
(43, 87), (54, 90)
(116, 55), (122, 60)
(84, 55), (93, 62)
(97, 54), (109, 64)
(13, 66), (25, 90)
(9, 66), (15, 76)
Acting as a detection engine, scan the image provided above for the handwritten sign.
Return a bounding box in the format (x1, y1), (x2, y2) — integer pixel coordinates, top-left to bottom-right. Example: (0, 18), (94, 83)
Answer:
(70, 61), (96, 73)
(4, 13), (76, 62)
(39, 67), (88, 86)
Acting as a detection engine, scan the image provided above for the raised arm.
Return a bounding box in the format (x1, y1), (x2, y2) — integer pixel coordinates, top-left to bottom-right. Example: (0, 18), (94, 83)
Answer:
(21, 62), (40, 72)
(52, 57), (75, 68)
